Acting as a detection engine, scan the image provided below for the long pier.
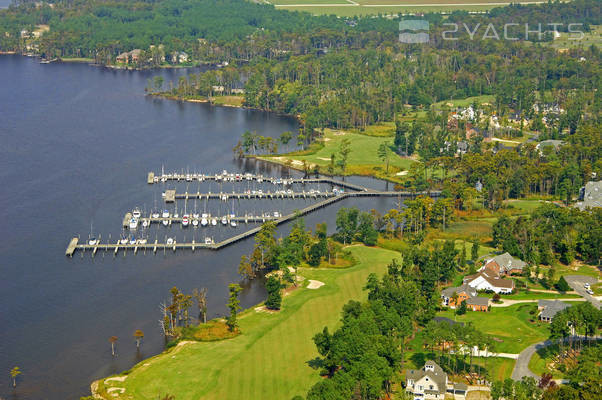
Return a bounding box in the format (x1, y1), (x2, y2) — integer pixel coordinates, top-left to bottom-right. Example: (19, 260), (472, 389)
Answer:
(66, 189), (440, 257)
(163, 189), (339, 203)
(149, 171), (369, 192)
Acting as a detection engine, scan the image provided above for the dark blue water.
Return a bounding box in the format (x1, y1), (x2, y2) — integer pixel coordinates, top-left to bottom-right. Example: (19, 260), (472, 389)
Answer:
(0, 55), (398, 399)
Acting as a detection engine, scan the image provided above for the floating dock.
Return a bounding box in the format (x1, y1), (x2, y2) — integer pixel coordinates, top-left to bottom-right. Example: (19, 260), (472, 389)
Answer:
(164, 190), (338, 202)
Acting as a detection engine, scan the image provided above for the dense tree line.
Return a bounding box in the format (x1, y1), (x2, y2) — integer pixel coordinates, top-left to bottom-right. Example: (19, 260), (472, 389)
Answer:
(492, 204), (601, 265)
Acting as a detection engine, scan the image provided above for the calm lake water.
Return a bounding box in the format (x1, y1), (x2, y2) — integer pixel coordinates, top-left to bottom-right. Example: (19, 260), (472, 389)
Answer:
(0, 0), (9, 9)
(0, 55), (397, 399)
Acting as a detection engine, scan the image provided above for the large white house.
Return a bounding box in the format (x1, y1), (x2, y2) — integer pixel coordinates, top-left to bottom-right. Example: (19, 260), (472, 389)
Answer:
(406, 360), (447, 400)
(463, 269), (514, 294)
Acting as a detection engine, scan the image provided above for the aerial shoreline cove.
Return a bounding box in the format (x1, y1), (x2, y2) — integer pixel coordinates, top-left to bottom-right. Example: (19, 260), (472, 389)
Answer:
(1, 0), (601, 399)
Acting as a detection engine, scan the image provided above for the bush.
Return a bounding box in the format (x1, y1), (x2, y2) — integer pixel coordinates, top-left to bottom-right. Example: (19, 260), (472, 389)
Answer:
(456, 300), (467, 315)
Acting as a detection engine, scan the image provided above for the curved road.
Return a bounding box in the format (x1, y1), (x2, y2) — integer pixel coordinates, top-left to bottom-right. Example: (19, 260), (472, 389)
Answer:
(512, 336), (601, 381)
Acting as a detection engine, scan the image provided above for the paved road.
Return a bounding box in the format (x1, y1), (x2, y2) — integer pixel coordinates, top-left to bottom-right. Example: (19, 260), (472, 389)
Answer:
(491, 297), (590, 308)
(564, 275), (601, 309)
(511, 336), (601, 381)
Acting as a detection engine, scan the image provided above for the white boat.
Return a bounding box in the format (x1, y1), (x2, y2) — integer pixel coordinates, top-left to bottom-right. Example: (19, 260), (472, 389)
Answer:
(137, 238), (147, 245)
(192, 218), (199, 227)
(88, 237), (98, 246)
(129, 218), (138, 230)
(201, 213), (208, 226)
(132, 208), (141, 219)
(204, 237), (213, 244)
(162, 209), (170, 226)
(182, 215), (189, 227)
(211, 218), (217, 226)
(142, 220), (149, 228)
(274, 211), (280, 218)
(129, 235), (137, 245)
(230, 220), (237, 227)
(120, 237), (128, 245)
(221, 216), (228, 225)
(166, 237), (174, 245)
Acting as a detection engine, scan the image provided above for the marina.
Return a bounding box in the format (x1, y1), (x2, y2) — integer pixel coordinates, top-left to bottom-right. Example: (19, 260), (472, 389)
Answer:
(67, 185), (440, 257)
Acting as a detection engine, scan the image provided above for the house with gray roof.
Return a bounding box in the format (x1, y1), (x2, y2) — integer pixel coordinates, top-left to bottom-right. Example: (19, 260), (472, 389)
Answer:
(538, 300), (570, 323)
(575, 181), (602, 211)
(406, 360), (448, 399)
(441, 284), (477, 308)
(482, 252), (527, 276)
(466, 296), (490, 311)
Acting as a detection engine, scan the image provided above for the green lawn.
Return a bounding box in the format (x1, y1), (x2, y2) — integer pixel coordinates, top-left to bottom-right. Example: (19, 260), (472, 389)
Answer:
(437, 303), (550, 354)
(479, 291), (582, 301)
(260, 128), (415, 180)
(97, 246), (401, 400)
(275, 4), (502, 17)
(433, 95), (495, 109)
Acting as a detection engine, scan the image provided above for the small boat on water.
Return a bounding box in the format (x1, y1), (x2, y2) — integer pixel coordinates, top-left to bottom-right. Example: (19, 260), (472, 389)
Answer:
(129, 235), (137, 245)
(192, 218), (199, 227)
(201, 213), (208, 226)
(120, 236), (128, 245)
(88, 237), (98, 245)
(230, 220), (237, 227)
(162, 209), (170, 226)
(182, 214), (190, 227)
(142, 219), (149, 228)
(166, 237), (174, 245)
(132, 208), (142, 219)
(221, 216), (228, 225)
(211, 218), (217, 226)
(129, 217), (138, 230)
(204, 237), (213, 244)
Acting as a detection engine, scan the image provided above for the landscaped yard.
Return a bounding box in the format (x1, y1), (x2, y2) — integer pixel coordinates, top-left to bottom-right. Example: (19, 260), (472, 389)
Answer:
(436, 303), (551, 354)
(96, 246), (402, 400)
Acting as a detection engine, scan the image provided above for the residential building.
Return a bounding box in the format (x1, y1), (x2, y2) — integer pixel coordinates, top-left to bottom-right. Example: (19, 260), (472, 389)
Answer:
(575, 181), (602, 211)
(463, 269), (514, 294)
(116, 49), (142, 64)
(538, 300), (570, 323)
(441, 284), (476, 308)
(466, 296), (490, 311)
(406, 360), (448, 400)
(482, 252), (526, 276)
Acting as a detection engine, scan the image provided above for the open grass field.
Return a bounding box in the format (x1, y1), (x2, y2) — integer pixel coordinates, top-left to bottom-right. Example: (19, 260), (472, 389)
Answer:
(547, 25), (602, 49)
(96, 246), (401, 400)
(260, 127), (416, 180)
(433, 95), (495, 109)
(437, 303), (550, 354)
(271, 0), (545, 16)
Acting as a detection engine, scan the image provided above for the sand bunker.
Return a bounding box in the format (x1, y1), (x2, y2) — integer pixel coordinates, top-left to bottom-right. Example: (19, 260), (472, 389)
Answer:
(307, 280), (325, 289)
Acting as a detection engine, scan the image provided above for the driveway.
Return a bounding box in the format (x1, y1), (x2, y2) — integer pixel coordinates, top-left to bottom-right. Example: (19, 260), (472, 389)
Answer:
(564, 275), (601, 310)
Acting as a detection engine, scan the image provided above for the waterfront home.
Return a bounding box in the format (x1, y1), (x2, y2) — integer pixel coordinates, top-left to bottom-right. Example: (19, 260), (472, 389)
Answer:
(116, 49), (142, 64)
(441, 284), (476, 308)
(538, 300), (570, 323)
(406, 360), (447, 400)
(481, 252), (526, 276)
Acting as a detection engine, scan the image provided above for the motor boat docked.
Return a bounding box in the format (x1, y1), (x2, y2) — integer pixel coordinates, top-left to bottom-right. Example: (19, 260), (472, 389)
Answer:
(201, 213), (208, 226)
(129, 235), (137, 245)
(204, 237), (213, 244)
(162, 209), (170, 226)
(230, 220), (237, 227)
(88, 237), (98, 246)
(132, 208), (141, 219)
(211, 218), (217, 226)
(129, 217), (138, 230)
(192, 218), (199, 227)
(221, 216), (228, 225)
(166, 237), (174, 245)
(182, 215), (189, 227)
(142, 219), (149, 228)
